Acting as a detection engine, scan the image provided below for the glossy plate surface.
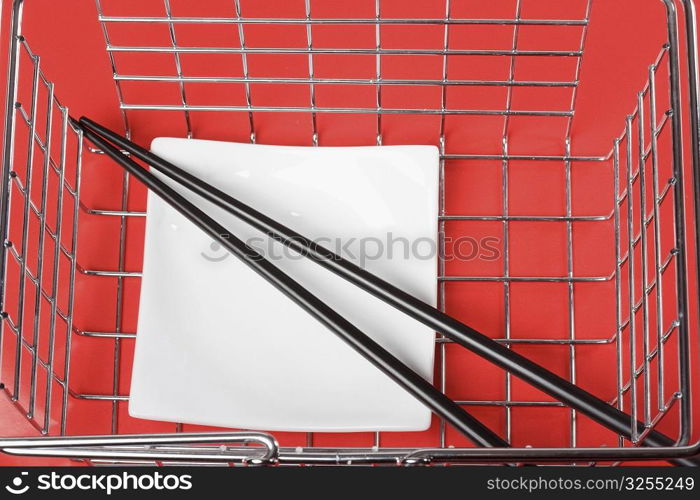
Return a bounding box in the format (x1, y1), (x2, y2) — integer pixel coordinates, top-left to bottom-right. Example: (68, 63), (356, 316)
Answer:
(128, 139), (439, 431)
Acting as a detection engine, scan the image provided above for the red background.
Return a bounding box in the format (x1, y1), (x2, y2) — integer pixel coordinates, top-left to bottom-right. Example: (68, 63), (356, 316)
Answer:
(0, 0), (698, 466)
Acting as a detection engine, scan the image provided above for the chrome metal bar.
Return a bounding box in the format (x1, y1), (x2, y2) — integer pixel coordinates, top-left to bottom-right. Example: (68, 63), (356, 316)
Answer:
(113, 74), (578, 87)
(118, 104), (574, 116)
(374, 0), (382, 146)
(163, 0), (192, 138)
(93, 0), (131, 435)
(565, 138), (577, 447)
(500, 0), (522, 447)
(647, 63), (665, 412)
(232, 0), (255, 143)
(27, 78), (54, 420)
(660, 0), (692, 446)
(61, 441), (699, 466)
(439, 275), (611, 283)
(436, 0), (450, 449)
(304, 0), (319, 448)
(563, 0), (593, 449)
(60, 122), (83, 435)
(679, 0), (700, 305)
(305, 0), (318, 146)
(0, 6), (24, 380)
(94, 0), (130, 136)
(443, 154), (607, 161)
(97, 16), (590, 26)
(0, 432), (279, 464)
(41, 109), (69, 433)
(106, 45), (582, 57)
(624, 116), (639, 442)
(613, 139), (625, 448)
(11, 49), (41, 400)
(636, 92), (652, 426)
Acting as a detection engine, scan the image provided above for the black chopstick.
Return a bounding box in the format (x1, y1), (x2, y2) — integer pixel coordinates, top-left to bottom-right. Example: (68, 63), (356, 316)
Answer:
(74, 118), (509, 449)
(78, 117), (700, 466)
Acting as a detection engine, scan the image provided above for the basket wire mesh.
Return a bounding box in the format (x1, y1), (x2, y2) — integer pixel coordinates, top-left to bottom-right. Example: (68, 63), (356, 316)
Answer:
(0, 0), (698, 465)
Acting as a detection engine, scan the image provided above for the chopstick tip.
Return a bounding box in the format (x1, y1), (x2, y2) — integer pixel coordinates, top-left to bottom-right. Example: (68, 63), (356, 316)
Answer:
(68, 115), (82, 131)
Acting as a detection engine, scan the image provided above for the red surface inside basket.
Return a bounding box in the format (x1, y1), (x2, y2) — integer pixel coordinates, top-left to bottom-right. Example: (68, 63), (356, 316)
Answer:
(0, 0), (698, 466)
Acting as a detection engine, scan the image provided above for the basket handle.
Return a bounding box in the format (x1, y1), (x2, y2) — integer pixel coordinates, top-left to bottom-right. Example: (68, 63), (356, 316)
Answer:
(0, 431), (279, 464)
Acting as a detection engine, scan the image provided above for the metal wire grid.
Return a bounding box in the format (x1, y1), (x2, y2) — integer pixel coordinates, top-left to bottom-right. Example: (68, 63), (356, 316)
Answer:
(0, 0), (697, 464)
(99, 3), (587, 132)
(613, 46), (689, 446)
(92, 0), (612, 451)
(0, 33), (83, 436)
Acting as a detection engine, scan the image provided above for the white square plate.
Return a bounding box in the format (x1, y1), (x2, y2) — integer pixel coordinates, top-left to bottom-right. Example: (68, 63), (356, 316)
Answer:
(128, 139), (439, 431)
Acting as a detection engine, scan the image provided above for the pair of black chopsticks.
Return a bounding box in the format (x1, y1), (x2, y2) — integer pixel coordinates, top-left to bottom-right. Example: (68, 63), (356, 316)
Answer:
(75, 117), (507, 449)
(74, 117), (698, 466)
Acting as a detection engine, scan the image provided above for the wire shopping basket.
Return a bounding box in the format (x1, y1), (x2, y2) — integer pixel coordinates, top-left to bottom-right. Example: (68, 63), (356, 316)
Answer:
(0, 0), (699, 465)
